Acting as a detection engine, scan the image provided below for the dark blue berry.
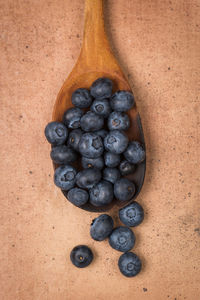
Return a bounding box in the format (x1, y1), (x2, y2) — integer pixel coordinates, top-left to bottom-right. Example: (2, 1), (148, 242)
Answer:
(67, 188), (89, 206)
(118, 252), (141, 277)
(90, 214), (114, 241)
(114, 178), (135, 201)
(90, 77), (113, 99)
(111, 91), (134, 112)
(119, 201), (144, 227)
(108, 111), (130, 131)
(54, 165), (77, 190)
(71, 88), (92, 108)
(76, 168), (101, 189)
(79, 133), (103, 158)
(103, 167), (120, 184)
(119, 160), (136, 176)
(82, 156), (104, 170)
(90, 99), (111, 118)
(104, 130), (128, 154)
(80, 111), (104, 132)
(89, 180), (113, 207)
(109, 226), (135, 252)
(124, 141), (146, 164)
(67, 129), (83, 151)
(94, 129), (109, 139)
(70, 245), (93, 268)
(62, 107), (83, 129)
(45, 121), (68, 146)
(50, 145), (77, 164)
(104, 152), (121, 168)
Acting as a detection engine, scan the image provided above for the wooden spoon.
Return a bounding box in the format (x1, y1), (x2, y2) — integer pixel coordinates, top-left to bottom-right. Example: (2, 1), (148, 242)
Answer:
(52, 0), (146, 212)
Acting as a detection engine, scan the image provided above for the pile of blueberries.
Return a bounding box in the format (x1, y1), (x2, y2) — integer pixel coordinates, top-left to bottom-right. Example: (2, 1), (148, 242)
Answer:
(45, 77), (145, 277)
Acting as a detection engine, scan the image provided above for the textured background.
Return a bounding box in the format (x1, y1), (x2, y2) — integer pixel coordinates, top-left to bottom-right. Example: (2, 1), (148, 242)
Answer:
(0, 0), (200, 299)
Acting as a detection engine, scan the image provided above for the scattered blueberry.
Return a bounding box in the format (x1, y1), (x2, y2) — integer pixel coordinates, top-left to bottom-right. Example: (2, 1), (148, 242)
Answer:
(76, 168), (101, 189)
(80, 111), (104, 132)
(50, 145), (77, 164)
(71, 88), (92, 108)
(103, 167), (121, 184)
(67, 187), (89, 206)
(124, 141), (146, 164)
(111, 91), (134, 112)
(90, 214), (114, 241)
(90, 77), (113, 99)
(54, 165), (77, 190)
(70, 245), (93, 268)
(90, 99), (111, 118)
(79, 133), (104, 158)
(114, 178), (135, 201)
(108, 111), (130, 131)
(62, 107), (83, 129)
(104, 152), (121, 168)
(94, 129), (108, 139)
(82, 156), (104, 170)
(109, 226), (135, 252)
(67, 129), (83, 151)
(89, 180), (113, 207)
(119, 160), (136, 176)
(119, 201), (144, 227)
(104, 130), (128, 154)
(45, 121), (68, 146)
(118, 252), (141, 277)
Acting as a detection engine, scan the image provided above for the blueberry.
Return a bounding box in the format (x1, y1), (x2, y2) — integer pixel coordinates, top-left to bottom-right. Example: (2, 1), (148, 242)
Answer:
(108, 111), (130, 131)
(67, 188), (89, 206)
(82, 156), (104, 170)
(124, 141), (146, 164)
(94, 129), (108, 139)
(80, 111), (104, 132)
(70, 245), (93, 268)
(90, 77), (113, 99)
(45, 121), (68, 146)
(104, 152), (121, 168)
(109, 226), (135, 252)
(104, 130), (128, 154)
(103, 168), (120, 184)
(111, 91), (135, 112)
(90, 214), (114, 241)
(119, 160), (136, 176)
(79, 133), (103, 158)
(71, 88), (92, 108)
(62, 107), (83, 129)
(89, 180), (113, 207)
(67, 129), (83, 151)
(90, 99), (111, 118)
(54, 165), (77, 190)
(50, 145), (77, 164)
(76, 168), (101, 189)
(114, 178), (135, 201)
(119, 201), (144, 227)
(118, 252), (141, 277)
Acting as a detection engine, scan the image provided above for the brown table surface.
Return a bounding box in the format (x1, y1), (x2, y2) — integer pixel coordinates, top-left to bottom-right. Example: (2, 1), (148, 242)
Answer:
(0, 0), (200, 299)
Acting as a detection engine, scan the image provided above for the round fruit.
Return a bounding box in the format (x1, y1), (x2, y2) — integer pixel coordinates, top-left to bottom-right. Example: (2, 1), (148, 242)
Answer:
(119, 160), (136, 176)
(67, 188), (89, 206)
(76, 168), (101, 189)
(62, 107), (83, 129)
(109, 226), (135, 252)
(67, 129), (83, 151)
(124, 141), (146, 164)
(79, 133), (104, 158)
(70, 245), (93, 268)
(90, 99), (111, 118)
(89, 180), (113, 207)
(50, 145), (77, 164)
(45, 121), (68, 146)
(81, 156), (104, 170)
(111, 91), (134, 112)
(90, 77), (113, 99)
(119, 201), (144, 227)
(114, 178), (135, 201)
(104, 152), (121, 168)
(54, 165), (77, 190)
(104, 130), (128, 154)
(108, 111), (130, 131)
(71, 88), (92, 108)
(80, 111), (104, 132)
(118, 252), (142, 277)
(103, 167), (120, 184)
(90, 214), (114, 241)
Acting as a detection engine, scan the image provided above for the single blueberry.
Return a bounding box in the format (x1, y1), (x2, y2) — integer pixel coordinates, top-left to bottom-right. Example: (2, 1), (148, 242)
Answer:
(76, 168), (101, 189)
(104, 152), (121, 168)
(45, 121), (68, 146)
(111, 91), (135, 112)
(62, 107), (83, 129)
(70, 245), (93, 268)
(109, 226), (135, 252)
(90, 214), (114, 241)
(118, 252), (142, 277)
(67, 129), (83, 151)
(119, 160), (136, 176)
(90, 77), (113, 99)
(80, 111), (104, 132)
(108, 111), (130, 131)
(67, 188), (89, 206)
(89, 180), (113, 207)
(50, 145), (77, 164)
(103, 167), (121, 184)
(119, 201), (144, 227)
(104, 130), (128, 154)
(54, 165), (77, 190)
(71, 88), (92, 108)
(82, 156), (104, 170)
(79, 133), (104, 158)
(94, 129), (109, 139)
(124, 141), (146, 164)
(90, 99), (112, 118)
(114, 178), (135, 201)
